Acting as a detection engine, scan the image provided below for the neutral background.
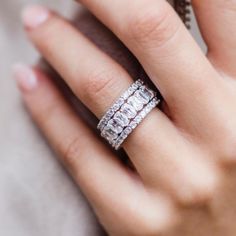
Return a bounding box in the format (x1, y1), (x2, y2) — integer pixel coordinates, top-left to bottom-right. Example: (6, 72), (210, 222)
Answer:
(0, 1), (203, 235)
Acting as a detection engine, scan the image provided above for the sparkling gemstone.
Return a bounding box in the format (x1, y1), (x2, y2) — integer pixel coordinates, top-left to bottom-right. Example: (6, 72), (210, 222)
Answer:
(127, 96), (143, 111)
(140, 86), (155, 98)
(135, 80), (141, 87)
(138, 80), (144, 85)
(123, 91), (130, 100)
(128, 87), (134, 93)
(113, 104), (120, 111)
(108, 119), (123, 133)
(117, 98), (124, 106)
(102, 125), (118, 141)
(135, 115), (142, 123)
(124, 127), (132, 135)
(139, 110), (146, 118)
(114, 112), (129, 127)
(130, 122), (137, 129)
(107, 110), (114, 117)
(120, 103), (137, 119)
(135, 86), (154, 104)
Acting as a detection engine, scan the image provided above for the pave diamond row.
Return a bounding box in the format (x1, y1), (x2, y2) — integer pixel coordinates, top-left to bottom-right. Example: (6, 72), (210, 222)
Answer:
(98, 80), (160, 149)
(97, 79), (144, 131)
(113, 97), (160, 150)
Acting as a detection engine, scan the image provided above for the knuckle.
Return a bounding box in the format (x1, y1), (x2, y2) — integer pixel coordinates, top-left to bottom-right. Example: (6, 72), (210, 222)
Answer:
(83, 69), (121, 102)
(129, 213), (165, 236)
(175, 151), (220, 205)
(217, 133), (236, 162)
(126, 5), (179, 48)
(186, 169), (219, 205)
(204, 119), (236, 163)
(189, 185), (216, 205)
(62, 137), (82, 169)
(122, 202), (173, 236)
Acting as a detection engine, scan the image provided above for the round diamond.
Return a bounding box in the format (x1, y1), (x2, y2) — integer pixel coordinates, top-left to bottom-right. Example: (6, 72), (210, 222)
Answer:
(135, 80), (142, 87)
(139, 110), (146, 118)
(130, 122), (137, 129)
(113, 104), (120, 111)
(128, 87), (134, 94)
(117, 98), (124, 106)
(124, 127), (132, 135)
(135, 115), (142, 123)
(107, 110), (114, 117)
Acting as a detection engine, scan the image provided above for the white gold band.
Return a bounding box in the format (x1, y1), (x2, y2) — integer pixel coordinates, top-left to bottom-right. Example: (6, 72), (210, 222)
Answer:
(97, 80), (160, 149)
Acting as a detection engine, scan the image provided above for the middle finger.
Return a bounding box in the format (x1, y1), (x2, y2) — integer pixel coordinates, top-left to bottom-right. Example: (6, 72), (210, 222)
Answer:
(78, 0), (220, 114)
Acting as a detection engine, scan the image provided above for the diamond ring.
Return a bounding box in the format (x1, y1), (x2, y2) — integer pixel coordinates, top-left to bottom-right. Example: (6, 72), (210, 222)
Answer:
(97, 80), (160, 150)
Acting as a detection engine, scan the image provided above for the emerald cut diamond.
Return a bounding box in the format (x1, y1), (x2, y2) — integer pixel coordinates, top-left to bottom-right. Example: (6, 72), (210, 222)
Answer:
(120, 104), (137, 119)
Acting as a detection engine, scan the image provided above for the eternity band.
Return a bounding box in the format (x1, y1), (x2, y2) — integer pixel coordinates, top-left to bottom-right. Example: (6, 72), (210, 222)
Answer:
(97, 80), (160, 150)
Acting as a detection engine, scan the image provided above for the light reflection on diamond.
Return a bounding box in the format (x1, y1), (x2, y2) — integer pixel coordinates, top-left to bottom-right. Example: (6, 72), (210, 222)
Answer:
(140, 86), (155, 100)
(135, 87), (154, 104)
(108, 119), (123, 134)
(113, 112), (129, 127)
(120, 104), (137, 119)
(102, 126), (118, 141)
(127, 96), (143, 111)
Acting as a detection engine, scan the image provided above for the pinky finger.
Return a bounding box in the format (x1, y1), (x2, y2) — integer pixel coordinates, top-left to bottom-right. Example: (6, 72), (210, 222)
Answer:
(12, 64), (177, 235)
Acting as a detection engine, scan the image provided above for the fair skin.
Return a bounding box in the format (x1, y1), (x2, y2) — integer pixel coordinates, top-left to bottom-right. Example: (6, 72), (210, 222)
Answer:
(13, 0), (236, 235)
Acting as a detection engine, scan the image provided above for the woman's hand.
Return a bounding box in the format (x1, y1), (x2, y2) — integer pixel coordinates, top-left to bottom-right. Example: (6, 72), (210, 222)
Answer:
(13, 1), (236, 235)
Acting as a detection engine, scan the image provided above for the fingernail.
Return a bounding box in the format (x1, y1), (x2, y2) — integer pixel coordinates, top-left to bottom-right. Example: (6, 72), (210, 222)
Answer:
(13, 64), (38, 92)
(22, 5), (50, 29)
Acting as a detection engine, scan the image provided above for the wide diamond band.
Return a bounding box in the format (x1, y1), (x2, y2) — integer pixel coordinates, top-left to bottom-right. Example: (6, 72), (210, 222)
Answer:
(113, 97), (160, 150)
(97, 80), (160, 150)
(97, 79), (144, 131)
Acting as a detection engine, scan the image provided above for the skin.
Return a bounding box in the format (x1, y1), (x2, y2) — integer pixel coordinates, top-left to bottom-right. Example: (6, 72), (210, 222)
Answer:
(13, 0), (236, 235)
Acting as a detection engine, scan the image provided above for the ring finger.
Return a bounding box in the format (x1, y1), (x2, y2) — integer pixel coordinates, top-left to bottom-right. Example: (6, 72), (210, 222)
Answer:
(78, 0), (220, 113)
(22, 5), (219, 204)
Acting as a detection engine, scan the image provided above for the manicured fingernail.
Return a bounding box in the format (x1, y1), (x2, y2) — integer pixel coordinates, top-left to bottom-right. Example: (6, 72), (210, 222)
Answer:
(22, 5), (50, 29)
(13, 64), (38, 92)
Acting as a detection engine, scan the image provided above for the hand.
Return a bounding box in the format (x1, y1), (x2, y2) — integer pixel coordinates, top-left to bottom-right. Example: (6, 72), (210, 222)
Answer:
(13, 1), (236, 235)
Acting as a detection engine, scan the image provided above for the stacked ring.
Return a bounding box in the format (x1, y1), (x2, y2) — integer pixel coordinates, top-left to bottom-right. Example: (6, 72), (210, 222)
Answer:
(98, 80), (160, 150)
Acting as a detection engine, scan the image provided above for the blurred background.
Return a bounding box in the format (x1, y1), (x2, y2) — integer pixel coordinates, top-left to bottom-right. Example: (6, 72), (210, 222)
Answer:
(0, 1), (105, 236)
(0, 1), (203, 236)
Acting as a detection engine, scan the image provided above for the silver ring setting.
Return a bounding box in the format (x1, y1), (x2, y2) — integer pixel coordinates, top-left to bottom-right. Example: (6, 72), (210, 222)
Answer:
(97, 79), (160, 150)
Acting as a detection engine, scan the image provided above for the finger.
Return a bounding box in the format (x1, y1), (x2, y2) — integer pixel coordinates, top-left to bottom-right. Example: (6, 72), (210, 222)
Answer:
(22, 5), (132, 118)
(13, 64), (177, 234)
(21, 5), (220, 204)
(76, 0), (220, 113)
(192, 0), (236, 76)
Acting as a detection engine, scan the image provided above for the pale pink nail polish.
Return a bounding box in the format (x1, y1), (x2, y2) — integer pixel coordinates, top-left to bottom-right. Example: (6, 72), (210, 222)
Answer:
(22, 5), (50, 29)
(13, 64), (38, 92)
